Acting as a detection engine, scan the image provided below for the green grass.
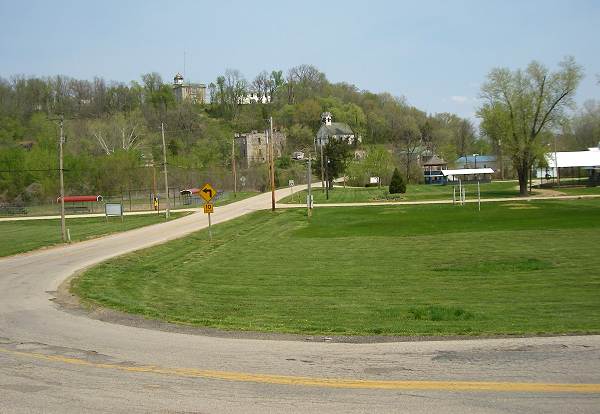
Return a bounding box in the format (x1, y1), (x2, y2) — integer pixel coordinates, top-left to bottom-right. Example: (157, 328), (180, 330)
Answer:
(0, 213), (187, 257)
(280, 181), (523, 204)
(212, 191), (260, 206)
(73, 199), (600, 336)
(280, 181), (600, 204)
(558, 186), (600, 195)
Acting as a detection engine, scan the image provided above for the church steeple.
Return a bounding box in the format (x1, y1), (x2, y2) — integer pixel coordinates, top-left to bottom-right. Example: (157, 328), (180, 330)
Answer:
(321, 112), (332, 126)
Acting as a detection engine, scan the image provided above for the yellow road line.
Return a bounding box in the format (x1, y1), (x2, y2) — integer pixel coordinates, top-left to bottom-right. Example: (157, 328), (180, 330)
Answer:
(1, 346), (599, 393)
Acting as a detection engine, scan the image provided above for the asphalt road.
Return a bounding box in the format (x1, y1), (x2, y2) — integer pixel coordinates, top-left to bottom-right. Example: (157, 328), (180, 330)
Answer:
(1, 188), (599, 413)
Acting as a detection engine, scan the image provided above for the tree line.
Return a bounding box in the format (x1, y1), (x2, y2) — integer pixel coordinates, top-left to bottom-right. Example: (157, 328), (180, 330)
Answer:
(0, 60), (596, 202)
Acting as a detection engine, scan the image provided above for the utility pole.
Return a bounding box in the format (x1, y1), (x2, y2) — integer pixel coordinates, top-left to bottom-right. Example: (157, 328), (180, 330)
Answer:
(232, 136), (237, 198)
(325, 155), (329, 200)
(307, 155), (312, 218)
(152, 163), (157, 210)
(161, 122), (170, 219)
(319, 139), (325, 193)
(269, 117), (276, 211)
(58, 116), (66, 242)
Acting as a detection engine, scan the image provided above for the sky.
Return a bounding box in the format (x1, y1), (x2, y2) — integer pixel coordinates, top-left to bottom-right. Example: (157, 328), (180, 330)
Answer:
(1, 0), (599, 121)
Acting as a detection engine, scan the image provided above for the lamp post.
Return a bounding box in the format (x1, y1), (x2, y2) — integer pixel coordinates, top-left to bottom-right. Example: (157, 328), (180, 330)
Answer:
(472, 153), (479, 169)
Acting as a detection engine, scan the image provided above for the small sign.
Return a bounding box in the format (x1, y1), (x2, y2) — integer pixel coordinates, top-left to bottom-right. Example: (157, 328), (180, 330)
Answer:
(105, 203), (123, 217)
(203, 203), (214, 214)
(288, 179), (295, 187)
(240, 176), (247, 187)
(200, 183), (217, 202)
(370, 176), (380, 184)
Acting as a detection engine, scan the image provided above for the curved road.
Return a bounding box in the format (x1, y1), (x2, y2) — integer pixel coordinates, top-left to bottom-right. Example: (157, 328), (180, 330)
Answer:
(1, 189), (599, 413)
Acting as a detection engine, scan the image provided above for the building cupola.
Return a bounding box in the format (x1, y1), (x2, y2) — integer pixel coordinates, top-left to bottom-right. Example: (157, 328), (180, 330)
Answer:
(321, 112), (332, 126)
(174, 73), (184, 86)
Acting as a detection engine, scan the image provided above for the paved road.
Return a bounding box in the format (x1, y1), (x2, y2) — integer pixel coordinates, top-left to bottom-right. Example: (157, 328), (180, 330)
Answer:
(1, 188), (599, 413)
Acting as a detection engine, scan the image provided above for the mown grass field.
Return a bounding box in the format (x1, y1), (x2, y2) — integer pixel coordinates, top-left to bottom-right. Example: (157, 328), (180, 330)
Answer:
(73, 199), (600, 336)
(280, 181), (522, 204)
(0, 213), (187, 257)
(279, 181), (598, 204)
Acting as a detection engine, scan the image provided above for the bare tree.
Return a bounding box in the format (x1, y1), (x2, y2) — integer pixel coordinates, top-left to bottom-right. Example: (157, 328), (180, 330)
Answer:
(478, 57), (583, 195)
(252, 71), (270, 102)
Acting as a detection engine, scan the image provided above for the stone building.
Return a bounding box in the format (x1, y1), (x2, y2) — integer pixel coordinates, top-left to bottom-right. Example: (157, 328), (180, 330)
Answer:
(235, 130), (286, 167)
(172, 73), (206, 104)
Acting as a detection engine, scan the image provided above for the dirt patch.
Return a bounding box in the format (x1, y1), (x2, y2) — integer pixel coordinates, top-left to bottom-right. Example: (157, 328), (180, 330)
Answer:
(512, 185), (566, 197)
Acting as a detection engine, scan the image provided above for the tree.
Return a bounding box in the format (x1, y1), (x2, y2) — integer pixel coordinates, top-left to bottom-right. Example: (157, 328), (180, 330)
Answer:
(322, 139), (353, 189)
(478, 57), (583, 195)
(252, 71), (270, 102)
(389, 168), (406, 194)
(392, 114), (422, 182)
(363, 146), (393, 186)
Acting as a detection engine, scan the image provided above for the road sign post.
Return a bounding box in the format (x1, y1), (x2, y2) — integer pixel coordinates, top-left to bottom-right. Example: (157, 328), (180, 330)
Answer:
(201, 183), (217, 241)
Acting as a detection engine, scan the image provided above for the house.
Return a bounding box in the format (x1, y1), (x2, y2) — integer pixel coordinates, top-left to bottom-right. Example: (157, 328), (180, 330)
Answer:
(421, 154), (448, 184)
(238, 91), (271, 104)
(235, 130), (286, 167)
(172, 73), (206, 104)
(315, 112), (360, 146)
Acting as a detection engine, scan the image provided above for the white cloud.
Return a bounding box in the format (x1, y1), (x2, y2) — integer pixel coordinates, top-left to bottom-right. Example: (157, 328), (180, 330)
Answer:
(450, 95), (469, 104)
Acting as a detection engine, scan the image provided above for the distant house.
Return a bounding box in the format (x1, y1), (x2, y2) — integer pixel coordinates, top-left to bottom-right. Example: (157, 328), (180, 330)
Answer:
(172, 73), (206, 104)
(315, 112), (360, 146)
(235, 130), (286, 167)
(238, 91), (271, 104)
(422, 154), (448, 184)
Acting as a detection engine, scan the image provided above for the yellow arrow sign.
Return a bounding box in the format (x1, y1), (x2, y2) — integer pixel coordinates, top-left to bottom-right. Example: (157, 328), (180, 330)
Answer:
(200, 183), (217, 202)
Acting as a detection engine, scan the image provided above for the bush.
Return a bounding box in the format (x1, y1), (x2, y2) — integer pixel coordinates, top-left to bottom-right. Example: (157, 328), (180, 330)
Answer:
(389, 168), (406, 194)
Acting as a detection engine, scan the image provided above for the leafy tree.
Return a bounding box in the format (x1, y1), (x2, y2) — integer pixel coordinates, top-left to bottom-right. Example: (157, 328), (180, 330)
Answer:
(478, 57), (583, 195)
(389, 167), (406, 194)
(322, 139), (353, 189)
(363, 146), (393, 186)
(285, 124), (314, 153)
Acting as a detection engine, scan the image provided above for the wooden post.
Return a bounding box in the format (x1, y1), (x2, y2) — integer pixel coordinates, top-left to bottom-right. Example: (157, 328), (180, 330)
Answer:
(270, 117), (275, 211)
(161, 122), (170, 219)
(58, 116), (66, 242)
(477, 180), (481, 211)
(232, 137), (237, 198)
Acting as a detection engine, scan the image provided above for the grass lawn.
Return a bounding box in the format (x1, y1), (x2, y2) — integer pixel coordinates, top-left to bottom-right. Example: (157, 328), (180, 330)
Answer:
(73, 199), (600, 336)
(213, 191), (260, 206)
(0, 212), (187, 257)
(557, 186), (600, 196)
(280, 181), (525, 204)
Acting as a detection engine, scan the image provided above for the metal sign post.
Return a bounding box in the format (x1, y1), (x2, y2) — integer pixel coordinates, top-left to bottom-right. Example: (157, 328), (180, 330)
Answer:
(201, 183), (217, 241)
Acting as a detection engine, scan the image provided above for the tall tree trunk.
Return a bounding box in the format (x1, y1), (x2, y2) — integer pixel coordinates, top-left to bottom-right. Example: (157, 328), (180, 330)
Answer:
(517, 164), (529, 196)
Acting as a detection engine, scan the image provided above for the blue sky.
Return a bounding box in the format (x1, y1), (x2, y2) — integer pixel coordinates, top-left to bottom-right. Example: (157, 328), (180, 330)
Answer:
(1, 0), (599, 121)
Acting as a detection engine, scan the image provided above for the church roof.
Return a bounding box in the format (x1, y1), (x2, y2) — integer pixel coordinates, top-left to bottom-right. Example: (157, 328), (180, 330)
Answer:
(318, 122), (354, 137)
